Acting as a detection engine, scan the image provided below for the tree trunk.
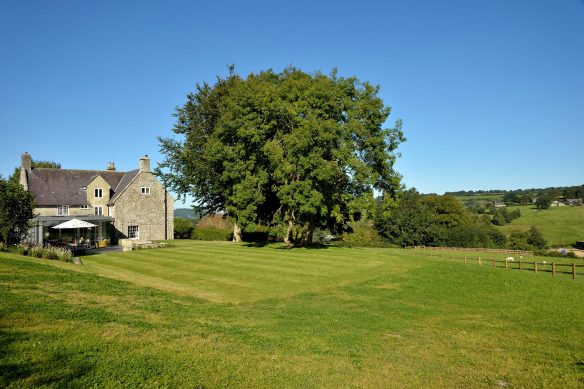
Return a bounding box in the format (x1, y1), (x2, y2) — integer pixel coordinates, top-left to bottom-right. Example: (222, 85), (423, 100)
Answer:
(304, 219), (315, 245)
(232, 223), (242, 243)
(284, 219), (294, 245)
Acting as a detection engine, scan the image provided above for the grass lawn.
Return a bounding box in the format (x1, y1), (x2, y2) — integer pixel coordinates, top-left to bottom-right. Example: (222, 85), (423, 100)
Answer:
(496, 205), (584, 247)
(1, 240), (583, 387)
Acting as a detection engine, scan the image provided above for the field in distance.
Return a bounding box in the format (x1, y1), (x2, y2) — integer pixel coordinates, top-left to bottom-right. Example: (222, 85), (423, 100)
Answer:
(1, 241), (583, 387)
(495, 205), (584, 247)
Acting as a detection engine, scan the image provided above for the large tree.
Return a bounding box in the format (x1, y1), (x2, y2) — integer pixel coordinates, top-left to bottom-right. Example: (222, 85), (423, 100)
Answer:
(157, 67), (404, 244)
(0, 177), (35, 245)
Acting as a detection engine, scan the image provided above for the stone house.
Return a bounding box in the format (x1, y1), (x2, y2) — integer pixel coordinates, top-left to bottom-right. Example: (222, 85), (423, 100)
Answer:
(19, 152), (174, 245)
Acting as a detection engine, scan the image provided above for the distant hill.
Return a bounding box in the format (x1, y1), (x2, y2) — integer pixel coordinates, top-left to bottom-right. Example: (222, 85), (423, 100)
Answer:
(495, 205), (584, 247)
(174, 208), (199, 220)
(445, 184), (584, 199)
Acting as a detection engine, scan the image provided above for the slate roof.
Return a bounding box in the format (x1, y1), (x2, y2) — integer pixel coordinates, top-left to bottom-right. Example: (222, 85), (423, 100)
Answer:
(27, 168), (138, 206)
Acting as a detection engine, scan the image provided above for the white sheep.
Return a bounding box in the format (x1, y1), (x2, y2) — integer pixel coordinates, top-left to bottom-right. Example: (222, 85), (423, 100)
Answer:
(506, 257), (514, 262)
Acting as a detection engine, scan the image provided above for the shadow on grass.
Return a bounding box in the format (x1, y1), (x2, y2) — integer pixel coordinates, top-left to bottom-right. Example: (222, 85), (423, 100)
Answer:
(241, 241), (332, 249)
(0, 327), (95, 387)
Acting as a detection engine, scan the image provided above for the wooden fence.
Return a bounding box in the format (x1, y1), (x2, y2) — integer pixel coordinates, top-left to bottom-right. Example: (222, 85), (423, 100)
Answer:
(398, 248), (583, 280)
(407, 246), (532, 255)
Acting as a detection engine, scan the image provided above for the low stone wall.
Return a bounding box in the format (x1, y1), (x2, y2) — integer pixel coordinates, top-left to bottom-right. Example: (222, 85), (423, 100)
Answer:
(119, 239), (168, 251)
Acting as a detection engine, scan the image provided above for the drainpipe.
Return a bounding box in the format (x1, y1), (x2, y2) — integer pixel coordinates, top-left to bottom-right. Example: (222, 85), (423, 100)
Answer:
(164, 187), (168, 240)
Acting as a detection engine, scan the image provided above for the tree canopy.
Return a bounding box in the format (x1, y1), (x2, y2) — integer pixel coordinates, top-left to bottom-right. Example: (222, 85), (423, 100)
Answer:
(0, 177), (35, 245)
(157, 67), (405, 243)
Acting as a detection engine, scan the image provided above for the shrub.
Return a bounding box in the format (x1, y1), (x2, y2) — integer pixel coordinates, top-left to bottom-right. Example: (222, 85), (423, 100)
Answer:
(533, 249), (576, 258)
(527, 226), (547, 249)
(507, 231), (532, 250)
(192, 227), (232, 241)
(174, 218), (194, 239)
(343, 221), (383, 245)
(30, 245), (43, 258)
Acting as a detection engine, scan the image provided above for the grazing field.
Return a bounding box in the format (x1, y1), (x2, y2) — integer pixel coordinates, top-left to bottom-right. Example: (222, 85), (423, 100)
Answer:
(1, 241), (583, 387)
(495, 205), (584, 246)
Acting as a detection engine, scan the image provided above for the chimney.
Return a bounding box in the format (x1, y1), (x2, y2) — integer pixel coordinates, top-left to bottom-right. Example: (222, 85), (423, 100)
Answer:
(139, 155), (150, 173)
(20, 152), (31, 190)
(107, 162), (116, 171)
(21, 152), (32, 171)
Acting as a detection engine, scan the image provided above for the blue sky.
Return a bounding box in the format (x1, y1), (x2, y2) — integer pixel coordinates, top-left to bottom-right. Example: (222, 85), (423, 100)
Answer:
(1, 0), (583, 206)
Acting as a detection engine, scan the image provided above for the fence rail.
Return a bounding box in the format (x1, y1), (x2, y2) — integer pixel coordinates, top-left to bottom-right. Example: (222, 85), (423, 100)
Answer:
(407, 246), (533, 255)
(397, 247), (582, 280)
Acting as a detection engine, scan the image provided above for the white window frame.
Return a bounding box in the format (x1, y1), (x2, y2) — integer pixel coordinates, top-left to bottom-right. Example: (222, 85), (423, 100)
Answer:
(80, 204), (89, 210)
(128, 225), (139, 239)
(141, 187), (151, 195)
(94, 206), (103, 216)
(94, 188), (103, 198)
(57, 205), (69, 216)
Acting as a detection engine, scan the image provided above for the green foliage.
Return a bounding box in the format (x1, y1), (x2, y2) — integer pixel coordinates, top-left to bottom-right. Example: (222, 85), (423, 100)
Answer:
(503, 192), (519, 204)
(490, 207), (520, 226)
(375, 189), (433, 246)
(342, 220), (382, 245)
(526, 226), (547, 249)
(174, 218), (194, 239)
(0, 177), (35, 244)
(507, 226), (547, 250)
(191, 227), (232, 241)
(376, 190), (507, 248)
(156, 67), (404, 244)
(533, 249), (576, 258)
(12, 243), (73, 262)
(536, 194), (552, 210)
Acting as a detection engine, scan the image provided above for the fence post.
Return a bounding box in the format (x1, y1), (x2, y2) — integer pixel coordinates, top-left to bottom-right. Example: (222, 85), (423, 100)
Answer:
(492, 259), (495, 267)
(519, 260), (522, 271)
(464, 256), (467, 263)
(534, 262), (537, 274)
(552, 262), (555, 276)
(478, 257), (481, 266)
(505, 260), (508, 270)
(573, 263), (576, 280)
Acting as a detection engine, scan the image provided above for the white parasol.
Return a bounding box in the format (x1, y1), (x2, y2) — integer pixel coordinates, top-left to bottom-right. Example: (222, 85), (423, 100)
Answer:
(51, 219), (97, 229)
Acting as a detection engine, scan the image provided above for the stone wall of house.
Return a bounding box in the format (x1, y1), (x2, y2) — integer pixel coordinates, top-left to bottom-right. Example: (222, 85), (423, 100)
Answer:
(35, 206), (94, 217)
(112, 172), (174, 241)
(86, 175), (111, 216)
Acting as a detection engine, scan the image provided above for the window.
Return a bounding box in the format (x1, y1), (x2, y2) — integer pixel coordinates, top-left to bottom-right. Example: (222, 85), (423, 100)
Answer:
(94, 188), (103, 198)
(94, 206), (103, 216)
(128, 225), (139, 239)
(141, 187), (150, 195)
(57, 205), (69, 216)
(80, 205), (89, 210)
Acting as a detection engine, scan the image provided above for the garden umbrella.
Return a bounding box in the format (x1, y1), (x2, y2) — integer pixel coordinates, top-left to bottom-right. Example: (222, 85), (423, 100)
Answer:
(51, 219), (97, 244)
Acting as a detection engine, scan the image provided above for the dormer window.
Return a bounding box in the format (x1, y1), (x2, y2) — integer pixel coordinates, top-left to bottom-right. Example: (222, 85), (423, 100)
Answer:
(57, 205), (69, 216)
(80, 205), (89, 209)
(94, 188), (103, 198)
(141, 187), (150, 195)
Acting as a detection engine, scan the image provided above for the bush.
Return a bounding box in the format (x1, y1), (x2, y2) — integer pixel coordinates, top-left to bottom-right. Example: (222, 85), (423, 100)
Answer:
(174, 218), (195, 239)
(192, 227), (232, 241)
(533, 249), (576, 258)
(30, 245), (43, 258)
(12, 244), (73, 262)
(342, 221), (383, 245)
